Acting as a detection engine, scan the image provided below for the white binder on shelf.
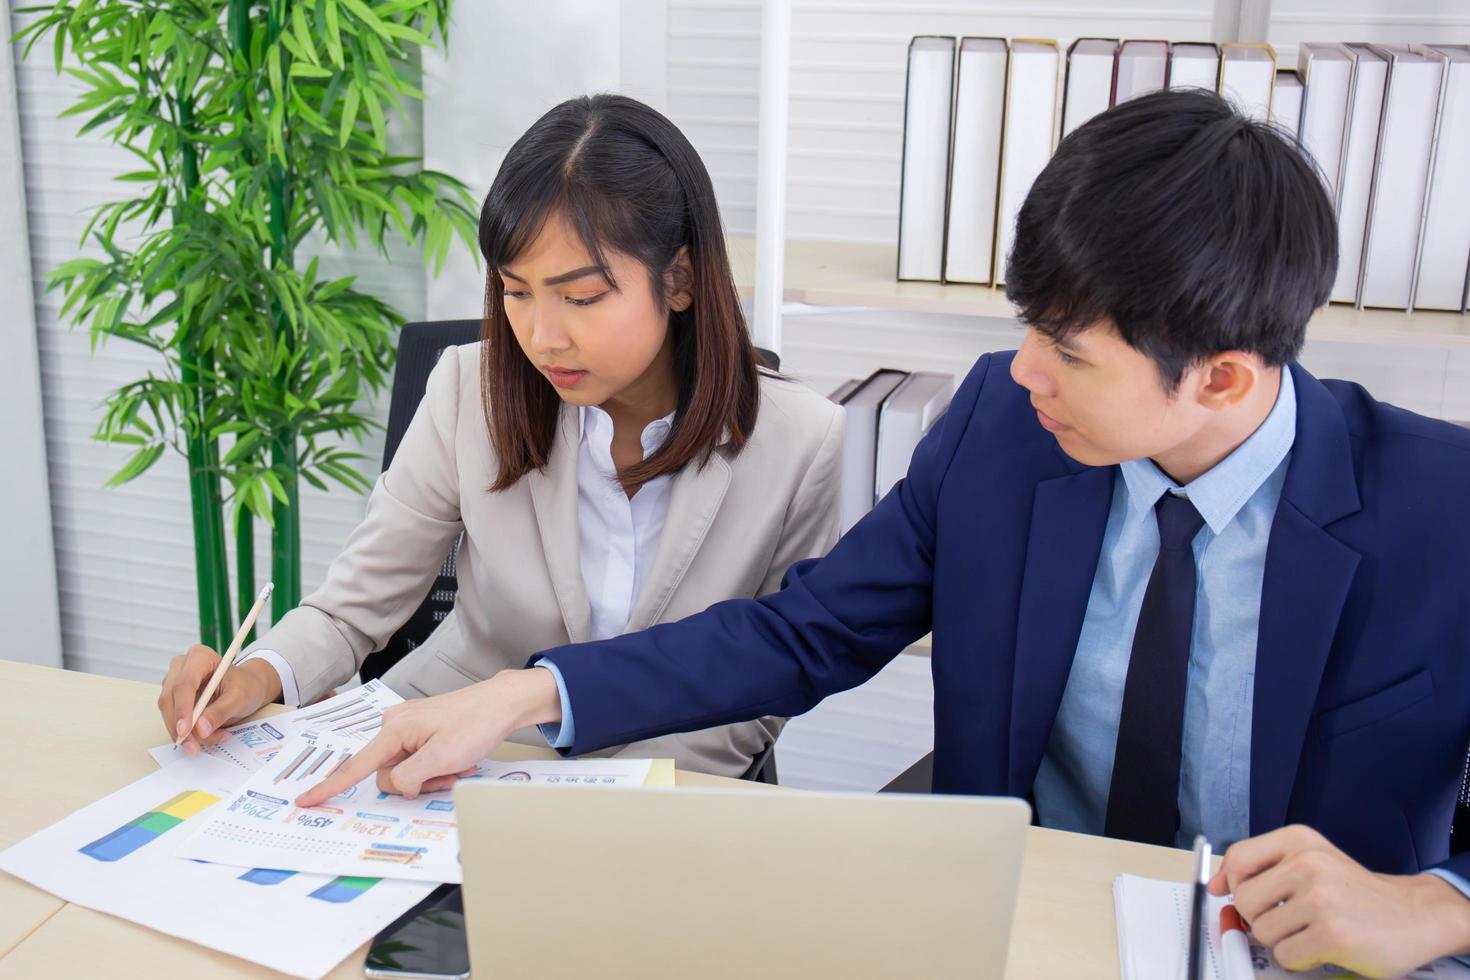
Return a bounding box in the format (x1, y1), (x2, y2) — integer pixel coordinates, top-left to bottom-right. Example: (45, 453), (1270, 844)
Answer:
(994, 39), (1060, 287)
(1168, 42), (1219, 93)
(1412, 45), (1470, 313)
(1331, 44), (1388, 305)
(1297, 43), (1354, 201)
(897, 36), (957, 284)
(1061, 38), (1118, 138)
(1359, 45), (1442, 311)
(1271, 69), (1304, 142)
(835, 370), (909, 532)
(944, 37), (1008, 285)
(1114, 40), (1169, 103)
(875, 373), (954, 503)
(1219, 42), (1276, 122)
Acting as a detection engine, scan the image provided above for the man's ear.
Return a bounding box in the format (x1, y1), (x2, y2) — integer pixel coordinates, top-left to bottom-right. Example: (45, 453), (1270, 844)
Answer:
(664, 246), (693, 312)
(1195, 351), (1263, 411)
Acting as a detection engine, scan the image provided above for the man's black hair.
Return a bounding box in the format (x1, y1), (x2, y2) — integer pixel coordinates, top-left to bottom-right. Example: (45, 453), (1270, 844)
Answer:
(1005, 88), (1338, 391)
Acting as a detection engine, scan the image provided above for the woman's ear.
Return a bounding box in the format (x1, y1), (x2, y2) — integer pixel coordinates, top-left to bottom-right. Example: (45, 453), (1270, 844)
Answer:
(664, 246), (693, 312)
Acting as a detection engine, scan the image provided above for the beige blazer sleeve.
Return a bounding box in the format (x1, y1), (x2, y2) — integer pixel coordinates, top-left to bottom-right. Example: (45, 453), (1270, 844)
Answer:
(242, 348), (466, 703)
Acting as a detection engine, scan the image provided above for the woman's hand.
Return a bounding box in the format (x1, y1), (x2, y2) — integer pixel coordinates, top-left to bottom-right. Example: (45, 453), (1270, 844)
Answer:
(294, 667), (564, 806)
(158, 645), (282, 754)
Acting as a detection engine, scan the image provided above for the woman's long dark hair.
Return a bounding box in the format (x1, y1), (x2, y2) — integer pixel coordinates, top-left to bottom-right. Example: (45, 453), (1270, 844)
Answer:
(479, 94), (760, 492)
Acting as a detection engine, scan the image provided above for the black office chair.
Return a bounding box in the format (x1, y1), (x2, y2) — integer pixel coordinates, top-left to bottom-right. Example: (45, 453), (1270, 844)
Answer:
(882, 751), (934, 794)
(359, 318), (781, 784)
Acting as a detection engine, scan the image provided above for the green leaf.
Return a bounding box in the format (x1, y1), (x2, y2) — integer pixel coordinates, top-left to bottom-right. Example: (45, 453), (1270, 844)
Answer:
(268, 41), (283, 97)
(338, 0), (393, 41)
(291, 4), (321, 67)
(105, 442), (165, 487)
(289, 61), (332, 79)
(323, 0), (345, 69)
(260, 468), (289, 505)
(362, 87), (385, 153)
(338, 82), (360, 148)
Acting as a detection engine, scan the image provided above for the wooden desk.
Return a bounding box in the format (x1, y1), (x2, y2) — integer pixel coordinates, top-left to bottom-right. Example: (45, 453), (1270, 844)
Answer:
(0, 659), (1191, 978)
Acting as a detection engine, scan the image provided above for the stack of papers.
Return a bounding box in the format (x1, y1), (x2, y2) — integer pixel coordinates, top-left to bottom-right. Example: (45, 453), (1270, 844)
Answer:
(1114, 874), (1470, 980)
(0, 683), (674, 978)
(176, 729), (656, 884)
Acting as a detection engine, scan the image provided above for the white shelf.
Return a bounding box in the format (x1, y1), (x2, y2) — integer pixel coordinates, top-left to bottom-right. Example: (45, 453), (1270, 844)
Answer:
(727, 237), (1470, 349)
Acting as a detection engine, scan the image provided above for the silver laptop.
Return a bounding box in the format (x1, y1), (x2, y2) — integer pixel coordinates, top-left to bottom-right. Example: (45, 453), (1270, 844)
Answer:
(454, 783), (1031, 979)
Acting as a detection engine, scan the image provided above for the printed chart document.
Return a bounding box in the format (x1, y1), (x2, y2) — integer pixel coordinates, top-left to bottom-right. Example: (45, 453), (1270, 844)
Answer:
(148, 679), (405, 773)
(1114, 874), (1470, 980)
(0, 752), (436, 980)
(179, 732), (659, 883)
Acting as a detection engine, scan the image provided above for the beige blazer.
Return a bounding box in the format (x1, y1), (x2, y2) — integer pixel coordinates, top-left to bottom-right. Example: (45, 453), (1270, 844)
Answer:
(245, 342), (845, 778)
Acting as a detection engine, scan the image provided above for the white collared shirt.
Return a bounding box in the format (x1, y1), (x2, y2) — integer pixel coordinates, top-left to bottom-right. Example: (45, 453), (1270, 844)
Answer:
(245, 405), (677, 706)
(576, 404), (676, 641)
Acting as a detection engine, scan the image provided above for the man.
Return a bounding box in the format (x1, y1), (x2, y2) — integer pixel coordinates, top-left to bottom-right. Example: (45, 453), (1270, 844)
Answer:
(302, 90), (1470, 975)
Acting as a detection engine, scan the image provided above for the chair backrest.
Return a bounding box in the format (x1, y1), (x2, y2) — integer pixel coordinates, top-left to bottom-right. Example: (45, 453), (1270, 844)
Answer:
(358, 320), (781, 698)
(360, 320), (482, 684)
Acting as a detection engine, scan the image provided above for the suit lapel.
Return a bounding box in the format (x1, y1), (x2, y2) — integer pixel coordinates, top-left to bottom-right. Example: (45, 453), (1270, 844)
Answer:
(1007, 460), (1115, 794)
(1249, 365), (1362, 834)
(625, 449), (732, 632)
(526, 404), (592, 644)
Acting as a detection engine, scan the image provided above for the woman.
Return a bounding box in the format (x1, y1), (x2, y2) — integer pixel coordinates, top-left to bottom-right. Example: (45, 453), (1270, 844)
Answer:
(157, 94), (844, 779)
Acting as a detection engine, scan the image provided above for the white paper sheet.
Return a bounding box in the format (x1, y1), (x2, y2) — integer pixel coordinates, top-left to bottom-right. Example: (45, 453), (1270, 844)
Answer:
(0, 753), (436, 979)
(149, 679), (405, 773)
(1114, 874), (1470, 980)
(177, 731), (656, 883)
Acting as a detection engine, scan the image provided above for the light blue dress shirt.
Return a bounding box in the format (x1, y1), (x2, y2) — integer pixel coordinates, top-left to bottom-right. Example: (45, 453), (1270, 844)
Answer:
(1033, 369), (1295, 850)
(537, 660), (575, 748)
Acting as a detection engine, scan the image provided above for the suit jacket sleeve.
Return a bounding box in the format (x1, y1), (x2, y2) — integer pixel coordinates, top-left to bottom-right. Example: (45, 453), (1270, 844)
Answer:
(242, 346), (467, 704)
(537, 354), (996, 756)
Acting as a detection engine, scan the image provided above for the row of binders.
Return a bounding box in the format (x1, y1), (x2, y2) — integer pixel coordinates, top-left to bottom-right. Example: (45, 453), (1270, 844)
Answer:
(830, 370), (953, 532)
(899, 37), (1470, 313)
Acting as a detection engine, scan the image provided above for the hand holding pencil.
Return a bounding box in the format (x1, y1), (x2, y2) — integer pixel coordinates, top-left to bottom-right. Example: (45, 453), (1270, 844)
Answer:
(157, 583), (283, 754)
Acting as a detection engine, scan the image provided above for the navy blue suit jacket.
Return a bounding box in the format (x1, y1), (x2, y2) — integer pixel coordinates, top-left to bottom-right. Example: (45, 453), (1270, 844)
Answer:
(539, 353), (1470, 877)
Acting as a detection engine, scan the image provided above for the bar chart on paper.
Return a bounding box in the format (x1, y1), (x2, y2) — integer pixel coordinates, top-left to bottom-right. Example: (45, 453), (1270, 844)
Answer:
(273, 743), (355, 785)
(237, 866), (385, 904)
(178, 731), (659, 883)
(0, 753), (437, 979)
(78, 789), (220, 862)
(148, 679), (405, 774)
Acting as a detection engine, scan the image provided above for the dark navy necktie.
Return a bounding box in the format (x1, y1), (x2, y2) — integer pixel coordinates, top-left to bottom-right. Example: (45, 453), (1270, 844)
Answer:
(1103, 492), (1206, 846)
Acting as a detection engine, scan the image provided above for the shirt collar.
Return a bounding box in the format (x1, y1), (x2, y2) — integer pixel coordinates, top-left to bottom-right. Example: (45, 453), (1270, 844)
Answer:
(578, 404), (676, 459)
(1119, 367), (1297, 535)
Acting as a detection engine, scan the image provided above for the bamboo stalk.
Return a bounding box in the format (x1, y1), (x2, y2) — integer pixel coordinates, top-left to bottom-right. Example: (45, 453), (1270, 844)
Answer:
(267, 0), (302, 620)
(236, 508), (256, 644)
(177, 87), (231, 654)
(229, 0), (259, 643)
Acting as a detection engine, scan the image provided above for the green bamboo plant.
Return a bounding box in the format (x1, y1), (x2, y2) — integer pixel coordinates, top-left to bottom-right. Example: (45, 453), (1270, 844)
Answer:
(15, 0), (478, 652)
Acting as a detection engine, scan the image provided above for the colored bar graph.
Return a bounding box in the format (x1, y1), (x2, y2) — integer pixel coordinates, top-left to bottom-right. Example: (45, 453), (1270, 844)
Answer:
(309, 875), (381, 904)
(79, 790), (220, 862)
(273, 744), (317, 783)
(302, 749), (335, 779)
(239, 867), (297, 886)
